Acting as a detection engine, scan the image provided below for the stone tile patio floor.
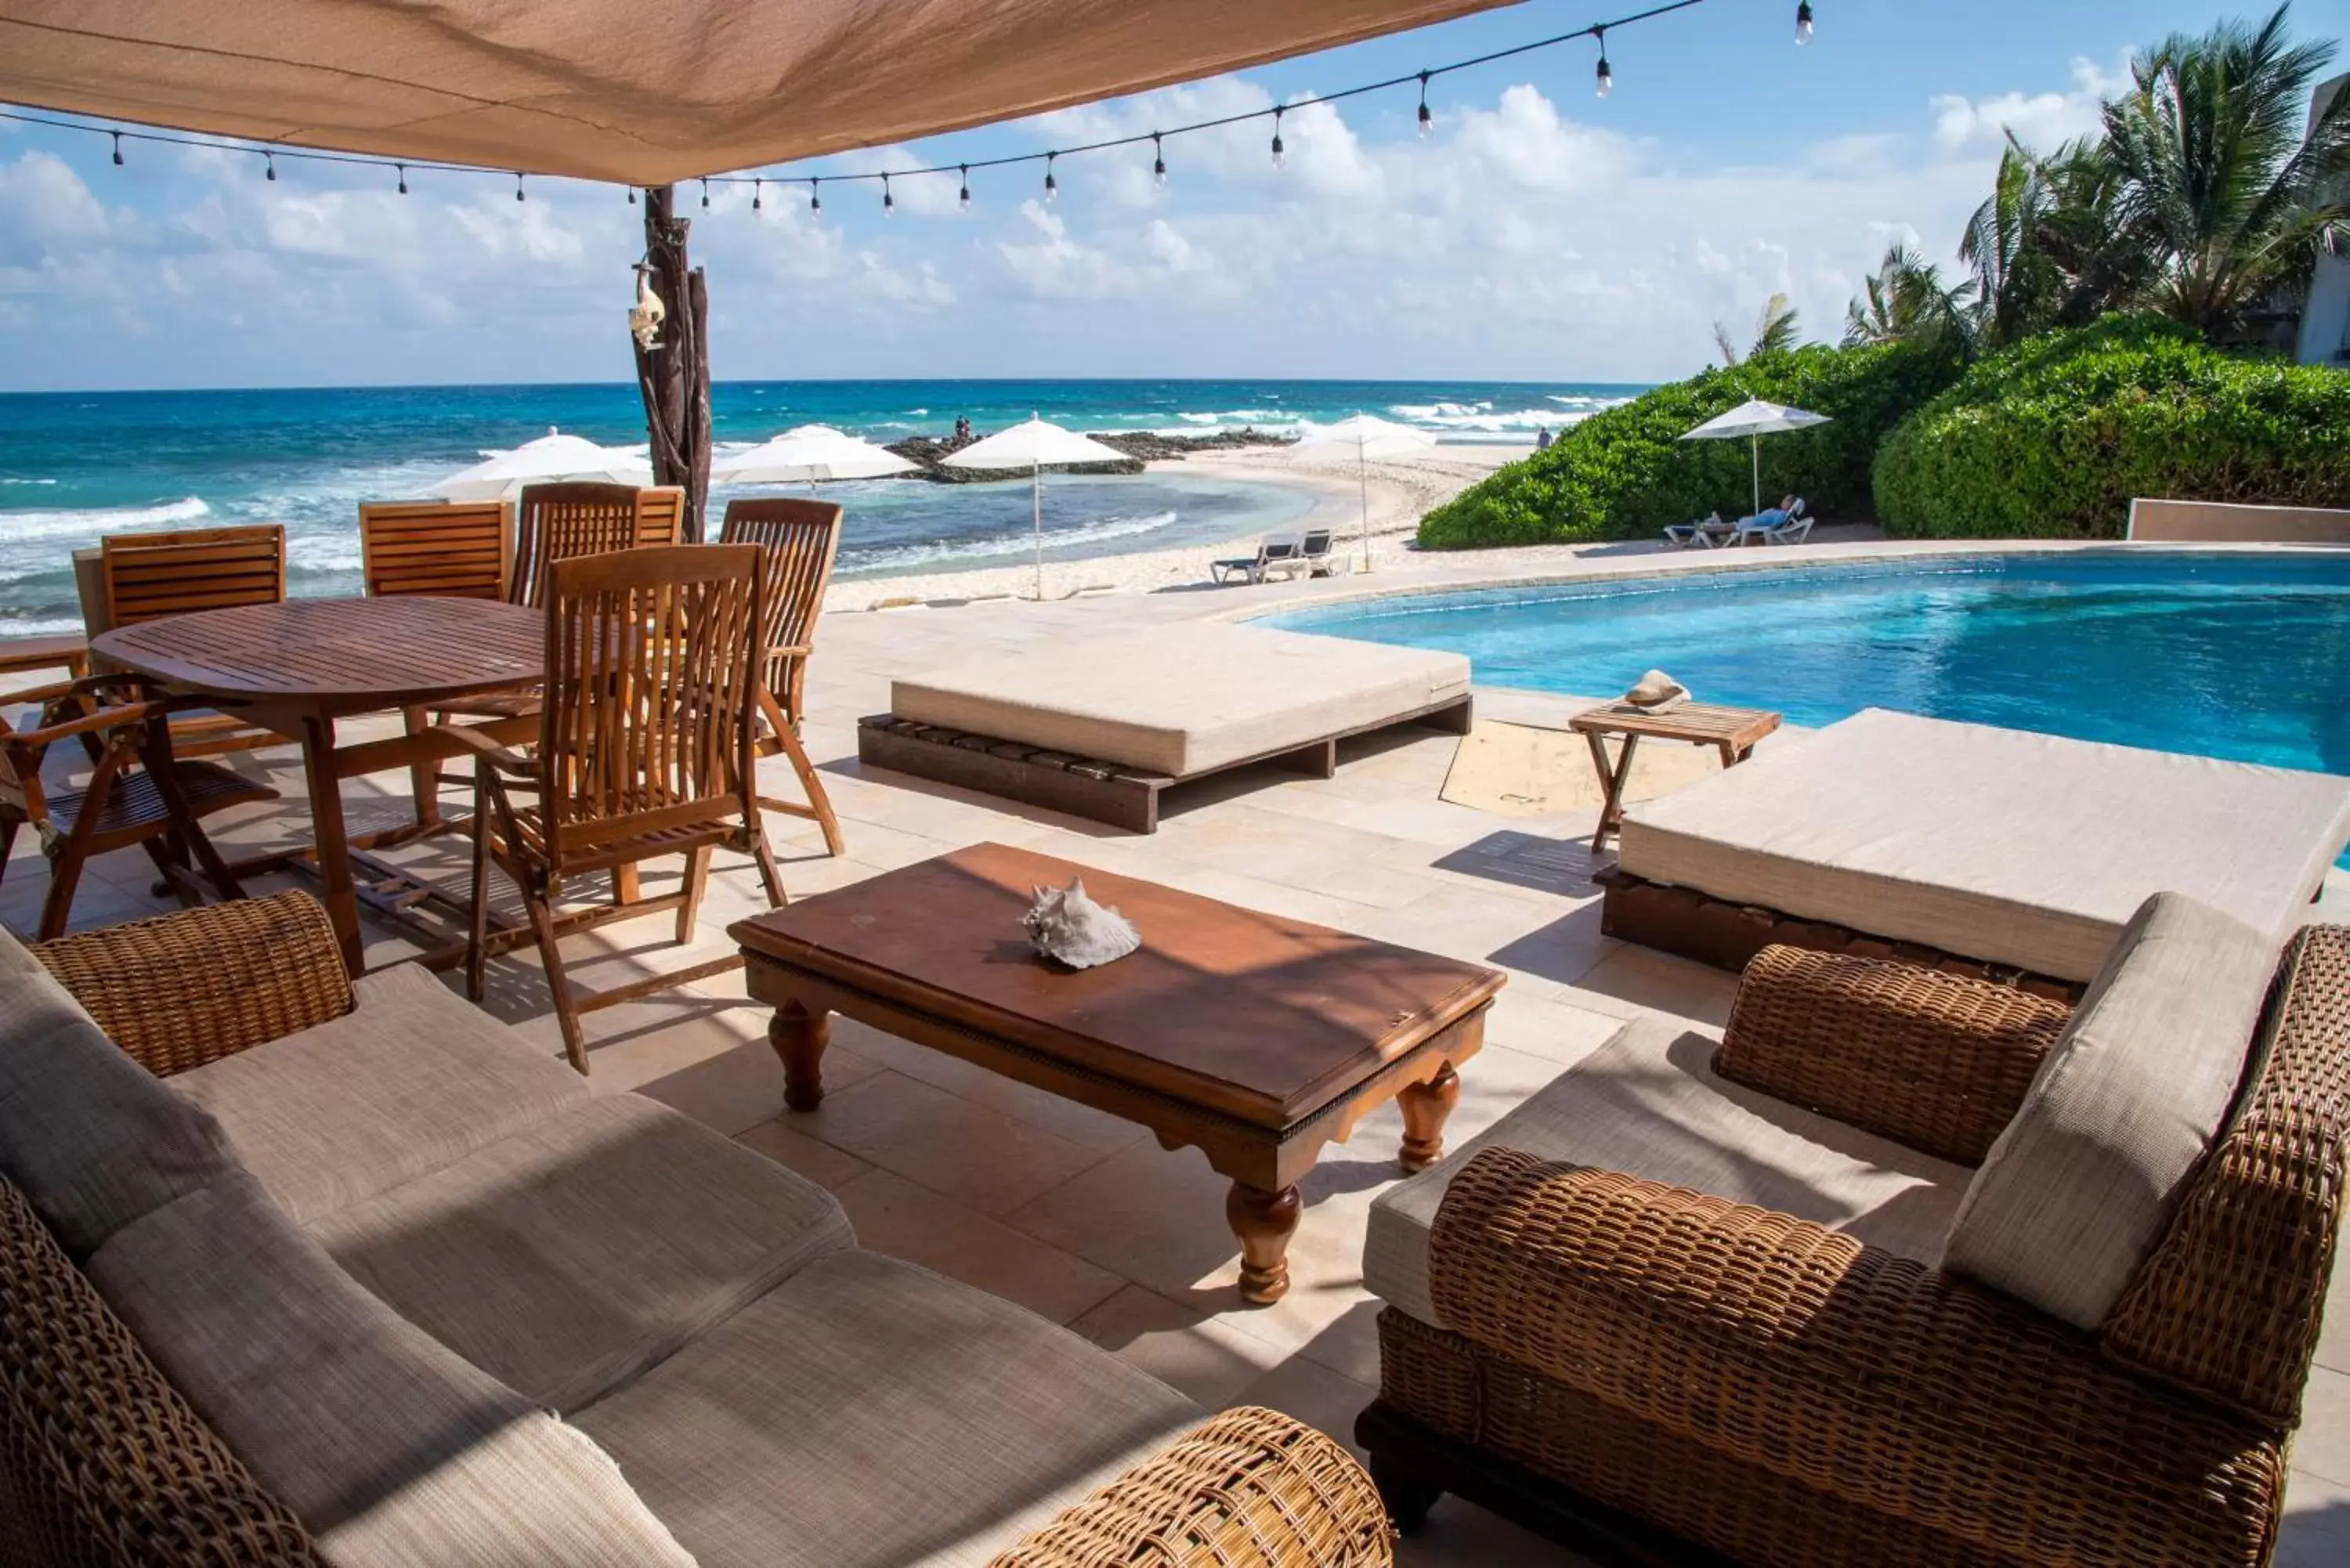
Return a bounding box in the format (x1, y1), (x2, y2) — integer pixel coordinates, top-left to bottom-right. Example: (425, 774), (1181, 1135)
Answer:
(8, 546), (2348, 1566)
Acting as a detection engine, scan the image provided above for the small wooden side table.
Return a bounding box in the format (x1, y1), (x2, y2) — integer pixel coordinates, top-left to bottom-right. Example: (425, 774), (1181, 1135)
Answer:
(1569, 701), (1782, 853)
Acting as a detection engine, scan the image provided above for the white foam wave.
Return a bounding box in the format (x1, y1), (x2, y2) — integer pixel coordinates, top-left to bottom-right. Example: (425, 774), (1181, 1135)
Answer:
(845, 509), (1179, 573)
(0, 478), (59, 486)
(0, 496), (212, 544)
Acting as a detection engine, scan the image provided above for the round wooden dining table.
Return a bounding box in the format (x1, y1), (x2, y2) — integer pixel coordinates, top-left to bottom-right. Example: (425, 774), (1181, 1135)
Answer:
(92, 596), (543, 974)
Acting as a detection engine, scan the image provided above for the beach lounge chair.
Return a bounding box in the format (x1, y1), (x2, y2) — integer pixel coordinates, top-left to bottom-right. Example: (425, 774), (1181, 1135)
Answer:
(1210, 533), (1302, 585)
(1662, 512), (1731, 549)
(1731, 497), (1813, 545)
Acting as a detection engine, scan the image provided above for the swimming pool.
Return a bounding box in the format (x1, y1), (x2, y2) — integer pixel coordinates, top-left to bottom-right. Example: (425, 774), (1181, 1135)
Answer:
(1268, 549), (2350, 795)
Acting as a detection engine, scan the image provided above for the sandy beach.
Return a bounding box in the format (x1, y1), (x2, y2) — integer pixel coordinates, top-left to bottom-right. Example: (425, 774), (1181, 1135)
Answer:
(822, 442), (1529, 611)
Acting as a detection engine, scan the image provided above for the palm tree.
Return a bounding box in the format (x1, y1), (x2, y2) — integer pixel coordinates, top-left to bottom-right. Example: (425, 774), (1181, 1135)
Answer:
(1713, 292), (1802, 365)
(1959, 135), (2158, 346)
(1843, 243), (1972, 351)
(2102, 3), (2350, 339)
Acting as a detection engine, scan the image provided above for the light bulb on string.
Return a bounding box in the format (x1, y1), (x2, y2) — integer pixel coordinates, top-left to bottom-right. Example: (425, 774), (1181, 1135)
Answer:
(263, 152), (276, 182)
(809, 179), (822, 213)
(1416, 73), (1434, 138)
(110, 131), (123, 167)
(752, 179), (762, 211)
(700, 178), (710, 209)
(959, 165), (971, 211)
(1595, 30), (1613, 98)
(515, 172), (525, 202)
(1152, 133), (1166, 188)
(882, 173), (895, 215)
(1044, 153), (1058, 204)
(396, 164), (407, 196)
(1271, 107), (1286, 168)
(1795, 2), (1813, 45)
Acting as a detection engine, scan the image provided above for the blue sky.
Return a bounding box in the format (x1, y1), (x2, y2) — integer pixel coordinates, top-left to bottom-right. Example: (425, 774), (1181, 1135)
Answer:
(0, 1), (2315, 391)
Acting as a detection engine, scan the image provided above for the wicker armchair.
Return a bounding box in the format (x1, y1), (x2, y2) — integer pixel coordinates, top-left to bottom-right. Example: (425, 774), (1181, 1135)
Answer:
(1360, 928), (2350, 1568)
(8, 896), (1396, 1568)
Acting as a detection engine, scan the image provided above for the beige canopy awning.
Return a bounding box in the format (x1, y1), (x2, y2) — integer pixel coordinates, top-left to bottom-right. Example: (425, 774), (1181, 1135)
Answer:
(0, 0), (1512, 186)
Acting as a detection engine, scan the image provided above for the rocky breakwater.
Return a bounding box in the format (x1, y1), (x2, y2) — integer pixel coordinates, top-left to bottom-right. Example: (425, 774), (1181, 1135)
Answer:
(884, 427), (1295, 484)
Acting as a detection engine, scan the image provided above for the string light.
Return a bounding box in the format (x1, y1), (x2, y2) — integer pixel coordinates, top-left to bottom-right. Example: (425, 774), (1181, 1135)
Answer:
(700, 177), (709, 208)
(1795, 2), (1813, 45)
(396, 163), (407, 195)
(882, 172), (894, 215)
(515, 171), (525, 201)
(1271, 107), (1285, 168)
(1152, 132), (1166, 188)
(958, 164), (971, 210)
(751, 177), (762, 210)
(4, 0), (1750, 210)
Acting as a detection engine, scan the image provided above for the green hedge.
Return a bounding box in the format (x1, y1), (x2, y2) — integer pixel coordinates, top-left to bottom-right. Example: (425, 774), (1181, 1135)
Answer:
(1874, 314), (2350, 538)
(1418, 341), (1961, 548)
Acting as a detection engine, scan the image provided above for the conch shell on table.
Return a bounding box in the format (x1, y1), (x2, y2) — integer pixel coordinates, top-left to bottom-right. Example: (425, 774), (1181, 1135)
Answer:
(1022, 879), (1141, 970)
(1621, 669), (1689, 710)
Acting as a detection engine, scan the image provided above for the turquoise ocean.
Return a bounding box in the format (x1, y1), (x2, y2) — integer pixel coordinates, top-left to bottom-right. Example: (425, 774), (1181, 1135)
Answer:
(0, 379), (1636, 637)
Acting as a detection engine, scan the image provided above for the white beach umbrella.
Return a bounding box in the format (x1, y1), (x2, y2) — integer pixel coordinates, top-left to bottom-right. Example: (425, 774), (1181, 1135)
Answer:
(1297, 414), (1437, 574)
(942, 416), (1130, 601)
(427, 428), (654, 501)
(713, 424), (920, 486)
(1678, 399), (1832, 518)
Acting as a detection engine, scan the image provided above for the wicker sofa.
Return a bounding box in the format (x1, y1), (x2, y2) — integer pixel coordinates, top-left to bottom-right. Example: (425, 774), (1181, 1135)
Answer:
(0, 891), (1393, 1568)
(1360, 891), (2349, 1567)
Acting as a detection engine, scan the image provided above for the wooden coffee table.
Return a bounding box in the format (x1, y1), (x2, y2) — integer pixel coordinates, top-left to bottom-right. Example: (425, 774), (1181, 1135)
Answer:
(731, 843), (1506, 1304)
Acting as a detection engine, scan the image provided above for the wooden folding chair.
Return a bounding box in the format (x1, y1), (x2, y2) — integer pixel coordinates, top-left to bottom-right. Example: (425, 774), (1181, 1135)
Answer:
(356, 500), (517, 826)
(634, 486), (687, 547)
(93, 525), (287, 759)
(444, 544), (786, 1071)
(358, 500), (512, 601)
(1, 673), (273, 939)
(510, 482), (653, 609)
(718, 497), (846, 857)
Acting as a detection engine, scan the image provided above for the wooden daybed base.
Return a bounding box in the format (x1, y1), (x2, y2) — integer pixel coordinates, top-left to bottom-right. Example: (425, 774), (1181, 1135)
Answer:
(1593, 865), (2085, 1003)
(858, 695), (1473, 833)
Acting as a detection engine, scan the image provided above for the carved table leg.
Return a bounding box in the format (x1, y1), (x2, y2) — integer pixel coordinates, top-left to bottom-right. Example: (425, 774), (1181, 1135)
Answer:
(1226, 1181), (1303, 1306)
(770, 1002), (830, 1112)
(1398, 1063), (1461, 1173)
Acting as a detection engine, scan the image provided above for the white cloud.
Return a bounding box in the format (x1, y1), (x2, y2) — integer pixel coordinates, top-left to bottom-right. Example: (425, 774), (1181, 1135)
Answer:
(1931, 55), (2131, 154)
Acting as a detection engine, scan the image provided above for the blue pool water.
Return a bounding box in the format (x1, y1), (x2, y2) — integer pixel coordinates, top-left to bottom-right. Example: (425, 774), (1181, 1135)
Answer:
(1272, 551), (2350, 862)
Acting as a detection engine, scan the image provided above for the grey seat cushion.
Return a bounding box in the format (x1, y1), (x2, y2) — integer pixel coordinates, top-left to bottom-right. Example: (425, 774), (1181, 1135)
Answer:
(575, 1249), (1200, 1568)
(0, 925), (233, 1255)
(86, 1172), (692, 1568)
(169, 963), (591, 1223)
(1942, 892), (2272, 1328)
(1366, 1013), (1972, 1328)
(312, 1093), (853, 1412)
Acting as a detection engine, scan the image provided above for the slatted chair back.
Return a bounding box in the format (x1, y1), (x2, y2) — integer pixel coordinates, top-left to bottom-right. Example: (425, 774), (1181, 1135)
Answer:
(718, 497), (844, 723)
(511, 482), (645, 609)
(357, 500), (512, 600)
(97, 525), (286, 630)
(634, 486), (687, 545)
(535, 544), (765, 870)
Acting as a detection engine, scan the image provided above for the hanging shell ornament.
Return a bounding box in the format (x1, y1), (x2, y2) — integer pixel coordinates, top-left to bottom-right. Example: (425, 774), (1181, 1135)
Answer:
(1021, 879), (1141, 970)
(629, 269), (667, 352)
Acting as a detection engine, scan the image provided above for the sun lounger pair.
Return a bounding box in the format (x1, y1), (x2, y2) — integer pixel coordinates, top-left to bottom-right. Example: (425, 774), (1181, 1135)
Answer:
(1662, 499), (1813, 549)
(1210, 529), (1338, 584)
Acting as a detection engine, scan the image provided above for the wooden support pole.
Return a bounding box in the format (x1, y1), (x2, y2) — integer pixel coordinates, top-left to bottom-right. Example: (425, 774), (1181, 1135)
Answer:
(633, 185), (713, 541)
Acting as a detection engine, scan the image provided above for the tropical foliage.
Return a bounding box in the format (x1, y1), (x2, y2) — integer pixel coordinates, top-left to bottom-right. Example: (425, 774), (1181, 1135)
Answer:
(1418, 341), (1960, 548)
(1716, 293), (1802, 366)
(1874, 313), (2350, 537)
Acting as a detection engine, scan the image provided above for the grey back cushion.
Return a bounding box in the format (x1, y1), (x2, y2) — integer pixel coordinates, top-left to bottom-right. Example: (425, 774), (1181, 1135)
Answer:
(1941, 893), (2273, 1328)
(87, 1172), (695, 1568)
(0, 924), (233, 1255)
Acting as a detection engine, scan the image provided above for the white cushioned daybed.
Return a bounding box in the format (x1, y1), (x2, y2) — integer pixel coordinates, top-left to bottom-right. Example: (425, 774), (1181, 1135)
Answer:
(861, 623), (1472, 832)
(1609, 706), (2350, 985)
